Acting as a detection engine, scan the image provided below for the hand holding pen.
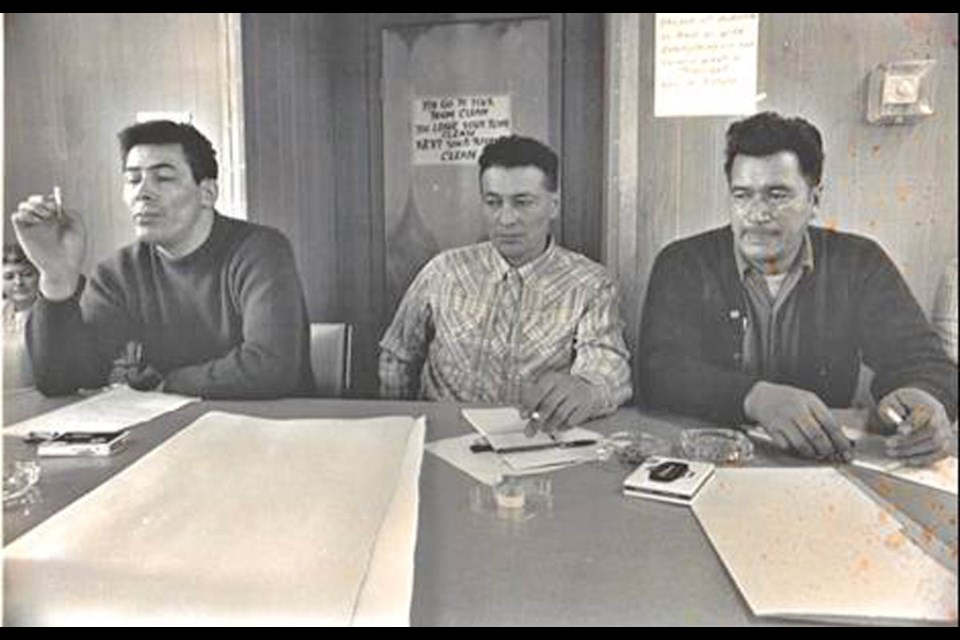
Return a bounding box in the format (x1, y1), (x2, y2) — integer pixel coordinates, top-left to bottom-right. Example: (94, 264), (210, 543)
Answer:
(113, 341), (163, 391)
(520, 372), (598, 437)
(743, 381), (853, 462)
(876, 387), (952, 467)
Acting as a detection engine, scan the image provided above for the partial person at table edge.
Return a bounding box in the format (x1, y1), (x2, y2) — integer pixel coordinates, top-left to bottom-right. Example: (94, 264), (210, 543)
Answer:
(10, 120), (314, 399)
(931, 257), (958, 365)
(638, 111), (957, 465)
(3, 243), (40, 390)
(379, 135), (632, 434)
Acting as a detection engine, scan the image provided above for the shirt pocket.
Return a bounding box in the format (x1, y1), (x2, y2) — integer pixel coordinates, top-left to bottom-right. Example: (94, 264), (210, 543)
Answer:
(520, 299), (581, 353)
(435, 290), (489, 350)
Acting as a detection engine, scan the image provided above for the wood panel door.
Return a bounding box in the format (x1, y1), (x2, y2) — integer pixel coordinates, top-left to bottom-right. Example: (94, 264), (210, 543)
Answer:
(365, 13), (605, 395)
(379, 15), (559, 312)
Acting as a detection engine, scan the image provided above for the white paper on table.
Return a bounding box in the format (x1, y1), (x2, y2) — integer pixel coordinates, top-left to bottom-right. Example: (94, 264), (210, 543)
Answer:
(425, 434), (579, 486)
(692, 467), (958, 624)
(426, 434), (504, 485)
(747, 408), (959, 496)
(461, 406), (545, 448)
(461, 406), (599, 454)
(352, 414), (425, 626)
(500, 443), (597, 471)
(4, 411), (426, 626)
(3, 386), (197, 436)
(840, 425), (959, 496)
(873, 457), (958, 496)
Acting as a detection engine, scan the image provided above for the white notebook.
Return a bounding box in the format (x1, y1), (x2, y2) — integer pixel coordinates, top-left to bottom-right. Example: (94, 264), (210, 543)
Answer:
(461, 407), (601, 471)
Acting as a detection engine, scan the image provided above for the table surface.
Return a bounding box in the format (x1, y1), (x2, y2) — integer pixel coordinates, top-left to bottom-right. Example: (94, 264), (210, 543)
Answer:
(3, 390), (957, 626)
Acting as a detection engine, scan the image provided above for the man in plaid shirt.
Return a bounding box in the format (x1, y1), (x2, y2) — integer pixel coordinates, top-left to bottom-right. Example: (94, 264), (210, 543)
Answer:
(380, 136), (631, 434)
(380, 136), (632, 431)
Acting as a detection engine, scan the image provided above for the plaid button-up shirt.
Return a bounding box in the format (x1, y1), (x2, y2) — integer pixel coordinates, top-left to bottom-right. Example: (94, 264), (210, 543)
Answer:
(379, 241), (632, 416)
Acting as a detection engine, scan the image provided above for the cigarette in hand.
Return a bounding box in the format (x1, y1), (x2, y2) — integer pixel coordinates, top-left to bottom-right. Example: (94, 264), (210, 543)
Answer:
(53, 186), (63, 219)
(883, 406), (914, 435)
(883, 406), (904, 426)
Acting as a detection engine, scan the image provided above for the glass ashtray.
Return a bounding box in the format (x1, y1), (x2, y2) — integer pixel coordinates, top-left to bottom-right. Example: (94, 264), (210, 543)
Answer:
(601, 431), (672, 467)
(3, 460), (41, 508)
(680, 428), (754, 465)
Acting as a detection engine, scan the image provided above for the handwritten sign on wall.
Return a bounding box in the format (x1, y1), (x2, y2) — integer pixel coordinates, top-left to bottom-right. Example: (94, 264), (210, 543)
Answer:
(412, 94), (512, 165)
(655, 13), (759, 117)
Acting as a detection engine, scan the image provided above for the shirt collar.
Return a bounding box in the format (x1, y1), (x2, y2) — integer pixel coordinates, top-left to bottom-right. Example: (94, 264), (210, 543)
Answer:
(489, 236), (557, 281)
(734, 229), (814, 281)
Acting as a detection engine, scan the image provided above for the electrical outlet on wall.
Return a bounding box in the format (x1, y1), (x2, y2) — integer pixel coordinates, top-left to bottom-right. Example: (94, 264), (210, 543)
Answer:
(866, 60), (936, 125)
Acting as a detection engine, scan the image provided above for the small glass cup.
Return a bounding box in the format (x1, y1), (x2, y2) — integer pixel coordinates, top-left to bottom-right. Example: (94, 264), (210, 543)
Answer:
(679, 428), (754, 465)
(470, 475), (554, 524)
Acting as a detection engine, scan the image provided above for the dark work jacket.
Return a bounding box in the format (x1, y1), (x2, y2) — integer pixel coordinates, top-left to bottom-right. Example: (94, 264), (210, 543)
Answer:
(638, 225), (958, 425)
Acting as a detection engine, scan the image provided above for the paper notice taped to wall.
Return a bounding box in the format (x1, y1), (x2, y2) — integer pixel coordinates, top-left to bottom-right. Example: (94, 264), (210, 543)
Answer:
(655, 13), (759, 117)
(412, 94), (511, 165)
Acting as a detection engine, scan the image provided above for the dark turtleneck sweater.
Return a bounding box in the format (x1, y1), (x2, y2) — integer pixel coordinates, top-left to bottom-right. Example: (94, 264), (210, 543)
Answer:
(28, 213), (314, 399)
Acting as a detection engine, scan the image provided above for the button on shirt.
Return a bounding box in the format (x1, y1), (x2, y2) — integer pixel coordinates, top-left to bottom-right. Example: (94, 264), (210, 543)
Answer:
(379, 241), (632, 415)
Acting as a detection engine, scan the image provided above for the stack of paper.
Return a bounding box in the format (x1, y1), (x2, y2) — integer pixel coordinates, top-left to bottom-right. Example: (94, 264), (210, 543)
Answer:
(3, 386), (197, 436)
(4, 411), (425, 626)
(692, 467), (957, 624)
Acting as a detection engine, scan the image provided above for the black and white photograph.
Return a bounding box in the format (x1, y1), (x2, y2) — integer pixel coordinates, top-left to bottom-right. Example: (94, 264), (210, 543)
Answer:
(1, 13), (957, 626)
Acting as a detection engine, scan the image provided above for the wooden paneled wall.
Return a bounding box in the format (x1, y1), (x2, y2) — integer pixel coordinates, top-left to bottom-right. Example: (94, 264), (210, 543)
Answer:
(606, 13), (959, 378)
(4, 13), (224, 273)
(243, 13), (382, 395)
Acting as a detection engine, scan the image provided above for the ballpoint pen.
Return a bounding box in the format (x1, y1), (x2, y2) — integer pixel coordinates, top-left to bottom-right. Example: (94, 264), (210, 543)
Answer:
(470, 438), (598, 454)
(23, 431), (63, 444)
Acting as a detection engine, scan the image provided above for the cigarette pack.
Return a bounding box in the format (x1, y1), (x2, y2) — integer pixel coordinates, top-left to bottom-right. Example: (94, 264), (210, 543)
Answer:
(623, 456), (716, 506)
(37, 430), (130, 457)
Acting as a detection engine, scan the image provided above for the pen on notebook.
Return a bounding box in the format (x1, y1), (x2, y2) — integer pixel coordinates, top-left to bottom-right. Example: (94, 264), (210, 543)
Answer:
(470, 438), (598, 454)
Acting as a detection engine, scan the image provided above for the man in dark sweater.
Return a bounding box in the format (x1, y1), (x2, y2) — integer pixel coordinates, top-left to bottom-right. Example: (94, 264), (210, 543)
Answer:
(639, 112), (957, 465)
(11, 121), (313, 399)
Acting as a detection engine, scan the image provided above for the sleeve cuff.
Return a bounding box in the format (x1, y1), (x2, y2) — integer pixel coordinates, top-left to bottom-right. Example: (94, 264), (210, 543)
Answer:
(38, 274), (85, 305)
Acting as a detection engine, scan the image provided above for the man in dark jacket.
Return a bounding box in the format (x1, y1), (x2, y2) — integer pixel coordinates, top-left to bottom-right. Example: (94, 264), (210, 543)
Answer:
(639, 112), (957, 465)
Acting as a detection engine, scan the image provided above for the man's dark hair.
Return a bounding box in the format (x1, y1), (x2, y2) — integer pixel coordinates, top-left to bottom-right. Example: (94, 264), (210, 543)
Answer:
(724, 112), (824, 187)
(118, 120), (218, 183)
(478, 135), (559, 192)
